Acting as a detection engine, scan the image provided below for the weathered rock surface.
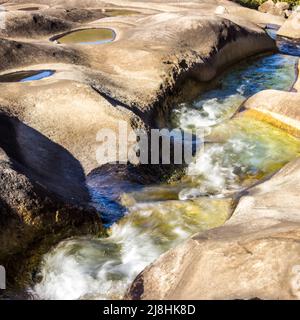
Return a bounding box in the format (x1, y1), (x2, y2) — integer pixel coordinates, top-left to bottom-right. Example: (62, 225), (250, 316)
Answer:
(0, 79), (133, 172)
(241, 61), (300, 137)
(0, 112), (102, 288)
(0, 0), (289, 292)
(0, 1), (277, 173)
(127, 159), (300, 300)
(278, 10), (300, 38)
(258, 0), (289, 17)
(127, 34), (300, 299)
(243, 89), (300, 136)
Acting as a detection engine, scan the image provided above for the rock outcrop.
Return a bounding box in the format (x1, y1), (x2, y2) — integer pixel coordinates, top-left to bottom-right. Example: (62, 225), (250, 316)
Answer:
(0, 2), (277, 172)
(0, 0), (289, 292)
(0, 112), (102, 289)
(278, 10), (300, 38)
(126, 8), (300, 298)
(258, 0), (290, 17)
(241, 61), (300, 137)
(243, 89), (300, 136)
(127, 158), (300, 300)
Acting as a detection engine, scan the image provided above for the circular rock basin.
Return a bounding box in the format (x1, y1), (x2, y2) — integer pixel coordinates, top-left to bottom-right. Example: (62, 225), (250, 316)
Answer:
(0, 70), (55, 83)
(53, 28), (116, 45)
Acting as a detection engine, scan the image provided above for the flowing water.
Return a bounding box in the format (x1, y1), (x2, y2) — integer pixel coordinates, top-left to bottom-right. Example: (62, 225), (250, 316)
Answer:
(30, 50), (300, 299)
(266, 24), (300, 57)
(54, 28), (116, 45)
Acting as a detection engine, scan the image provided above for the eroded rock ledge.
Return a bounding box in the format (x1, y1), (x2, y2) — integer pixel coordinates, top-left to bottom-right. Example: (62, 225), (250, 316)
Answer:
(0, 0), (291, 291)
(127, 157), (300, 300)
(241, 60), (300, 137)
(127, 34), (300, 301)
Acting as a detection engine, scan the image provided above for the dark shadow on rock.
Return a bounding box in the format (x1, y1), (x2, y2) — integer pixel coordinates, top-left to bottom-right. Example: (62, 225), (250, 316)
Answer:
(0, 112), (90, 205)
(87, 161), (187, 226)
(0, 112), (102, 292)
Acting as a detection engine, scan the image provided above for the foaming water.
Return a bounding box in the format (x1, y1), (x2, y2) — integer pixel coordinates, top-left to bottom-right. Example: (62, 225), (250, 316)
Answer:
(179, 117), (300, 199)
(172, 54), (297, 131)
(265, 25), (300, 57)
(30, 53), (300, 300)
(31, 197), (231, 300)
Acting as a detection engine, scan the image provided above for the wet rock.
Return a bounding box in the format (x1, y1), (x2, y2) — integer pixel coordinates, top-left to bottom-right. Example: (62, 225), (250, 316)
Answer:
(241, 59), (300, 137)
(230, 158), (300, 225)
(243, 89), (300, 137)
(127, 159), (300, 300)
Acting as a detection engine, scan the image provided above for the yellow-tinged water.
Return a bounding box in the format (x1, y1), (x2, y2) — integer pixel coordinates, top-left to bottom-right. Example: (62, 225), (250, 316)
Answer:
(30, 53), (300, 300)
(55, 28), (115, 44)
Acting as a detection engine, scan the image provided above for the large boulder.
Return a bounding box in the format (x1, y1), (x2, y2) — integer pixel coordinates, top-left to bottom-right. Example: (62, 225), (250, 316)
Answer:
(243, 89), (300, 137)
(0, 0), (283, 292)
(240, 59), (300, 137)
(258, 0), (288, 17)
(0, 9), (276, 171)
(278, 10), (300, 38)
(259, 0), (276, 13)
(0, 112), (102, 289)
(127, 159), (300, 300)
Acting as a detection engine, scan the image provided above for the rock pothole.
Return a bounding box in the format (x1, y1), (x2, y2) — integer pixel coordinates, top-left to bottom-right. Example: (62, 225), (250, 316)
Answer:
(0, 70), (55, 83)
(51, 28), (116, 45)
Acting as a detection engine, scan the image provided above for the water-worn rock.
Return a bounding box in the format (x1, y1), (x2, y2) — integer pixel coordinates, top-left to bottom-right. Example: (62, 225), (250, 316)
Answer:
(243, 89), (300, 137)
(0, 0), (284, 291)
(0, 112), (102, 289)
(127, 159), (300, 300)
(241, 60), (300, 137)
(278, 11), (300, 38)
(0, 1), (276, 172)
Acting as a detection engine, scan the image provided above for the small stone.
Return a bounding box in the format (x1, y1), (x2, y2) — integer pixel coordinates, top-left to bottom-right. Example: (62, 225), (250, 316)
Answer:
(215, 6), (228, 15)
(258, 0), (275, 14)
(285, 9), (292, 18)
(275, 1), (290, 11)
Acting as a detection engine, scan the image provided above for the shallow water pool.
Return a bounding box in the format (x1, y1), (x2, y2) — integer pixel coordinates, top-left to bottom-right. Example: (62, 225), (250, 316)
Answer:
(54, 28), (116, 45)
(0, 70), (54, 83)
